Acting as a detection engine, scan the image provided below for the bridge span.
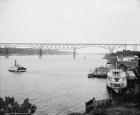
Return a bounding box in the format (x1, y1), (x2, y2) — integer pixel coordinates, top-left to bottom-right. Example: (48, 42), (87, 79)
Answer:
(0, 43), (140, 59)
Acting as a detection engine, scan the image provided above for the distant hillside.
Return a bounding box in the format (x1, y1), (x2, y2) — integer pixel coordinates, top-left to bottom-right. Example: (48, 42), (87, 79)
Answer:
(0, 48), (72, 56)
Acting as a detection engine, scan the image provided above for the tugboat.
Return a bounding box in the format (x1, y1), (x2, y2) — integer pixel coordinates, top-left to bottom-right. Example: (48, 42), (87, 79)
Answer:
(106, 66), (127, 93)
(8, 60), (27, 72)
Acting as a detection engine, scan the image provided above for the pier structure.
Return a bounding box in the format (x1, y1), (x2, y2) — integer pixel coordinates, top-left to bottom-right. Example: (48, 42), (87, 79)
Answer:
(124, 44), (138, 51)
(31, 43), (47, 58)
(31, 43), (82, 59)
(133, 44), (138, 51)
(0, 43), (140, 59)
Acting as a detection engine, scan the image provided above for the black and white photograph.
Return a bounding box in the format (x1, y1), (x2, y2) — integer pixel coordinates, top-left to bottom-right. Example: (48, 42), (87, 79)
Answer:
(0, 0), (140, 115)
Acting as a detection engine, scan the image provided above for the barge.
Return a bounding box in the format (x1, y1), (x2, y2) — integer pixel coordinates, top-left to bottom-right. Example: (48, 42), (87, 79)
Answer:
(88, 66), (109, 78)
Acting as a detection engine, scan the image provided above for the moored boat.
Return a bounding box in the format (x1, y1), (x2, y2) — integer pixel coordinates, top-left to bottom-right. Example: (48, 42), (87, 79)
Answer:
(106, 69), (127, 93)
(88, 66), (109, 78)
(8, 60), (27, 72)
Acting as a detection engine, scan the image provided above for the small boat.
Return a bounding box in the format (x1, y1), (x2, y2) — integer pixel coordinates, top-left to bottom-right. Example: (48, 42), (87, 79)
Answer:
(8, 60), (27, 72)
(106, 68), (127, 93)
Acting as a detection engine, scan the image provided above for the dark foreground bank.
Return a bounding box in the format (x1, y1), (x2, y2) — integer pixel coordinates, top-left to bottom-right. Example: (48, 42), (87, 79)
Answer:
(0, 97), (37, 115)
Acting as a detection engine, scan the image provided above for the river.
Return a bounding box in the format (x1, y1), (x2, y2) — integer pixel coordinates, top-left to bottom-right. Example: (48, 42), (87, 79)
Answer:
(0, 54), (109, 115)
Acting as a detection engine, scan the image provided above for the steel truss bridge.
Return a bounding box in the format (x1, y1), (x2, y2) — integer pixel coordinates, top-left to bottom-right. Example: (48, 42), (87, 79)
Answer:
(0, 43), (140, 59)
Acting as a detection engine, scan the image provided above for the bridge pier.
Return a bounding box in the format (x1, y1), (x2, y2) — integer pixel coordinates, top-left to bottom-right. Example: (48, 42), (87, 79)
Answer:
(133, 45), (137, 51)
(5, 47), (9, 58)
(39, 48), (43, 58)
(109, 48), (114, 54)
(124, 44), (127, 50)
(73, 48), (76, 59)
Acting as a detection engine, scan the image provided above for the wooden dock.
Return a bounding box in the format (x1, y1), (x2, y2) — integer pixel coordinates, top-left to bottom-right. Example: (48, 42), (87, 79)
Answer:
(85, 97), (140, 115)
(85, 97), (112, 113)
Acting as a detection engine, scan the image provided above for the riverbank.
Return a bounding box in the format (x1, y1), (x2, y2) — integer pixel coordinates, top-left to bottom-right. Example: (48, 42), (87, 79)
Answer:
(69, 103), (140, 115)
(68, 95), (140, 115)
(69, 50), (140, 115)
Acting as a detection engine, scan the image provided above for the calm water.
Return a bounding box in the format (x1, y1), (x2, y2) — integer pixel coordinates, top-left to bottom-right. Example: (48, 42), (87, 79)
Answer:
(0, 54), (108, 115)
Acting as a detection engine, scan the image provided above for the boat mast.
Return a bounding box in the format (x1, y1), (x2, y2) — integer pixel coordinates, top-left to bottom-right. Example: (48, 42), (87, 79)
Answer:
(116, 55), (118, 69)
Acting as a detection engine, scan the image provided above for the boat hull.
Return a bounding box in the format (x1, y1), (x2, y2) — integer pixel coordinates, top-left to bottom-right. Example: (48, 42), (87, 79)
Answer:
(106, 85), (127, 94)
(88, 73), (107, 78)
(8, 69), (27, 72)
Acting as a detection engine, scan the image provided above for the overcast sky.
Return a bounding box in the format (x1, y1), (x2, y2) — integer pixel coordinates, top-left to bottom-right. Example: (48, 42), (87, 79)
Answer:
(0, 0), (140, 44)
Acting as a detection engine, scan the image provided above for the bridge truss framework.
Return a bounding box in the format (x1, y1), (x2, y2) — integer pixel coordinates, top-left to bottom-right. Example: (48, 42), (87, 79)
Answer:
(0, 43), (140, 59)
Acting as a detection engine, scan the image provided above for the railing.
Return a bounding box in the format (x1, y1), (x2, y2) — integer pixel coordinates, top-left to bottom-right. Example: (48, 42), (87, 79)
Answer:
(85, 98), (112, 113)
(85, 98), (140, 115)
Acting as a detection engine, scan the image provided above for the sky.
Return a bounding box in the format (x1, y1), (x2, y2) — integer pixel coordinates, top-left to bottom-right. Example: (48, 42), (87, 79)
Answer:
(0, 0), (140, 44)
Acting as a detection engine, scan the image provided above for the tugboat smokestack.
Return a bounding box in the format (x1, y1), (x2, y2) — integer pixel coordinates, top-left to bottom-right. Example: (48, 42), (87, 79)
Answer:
(15, 60), (17, 67)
